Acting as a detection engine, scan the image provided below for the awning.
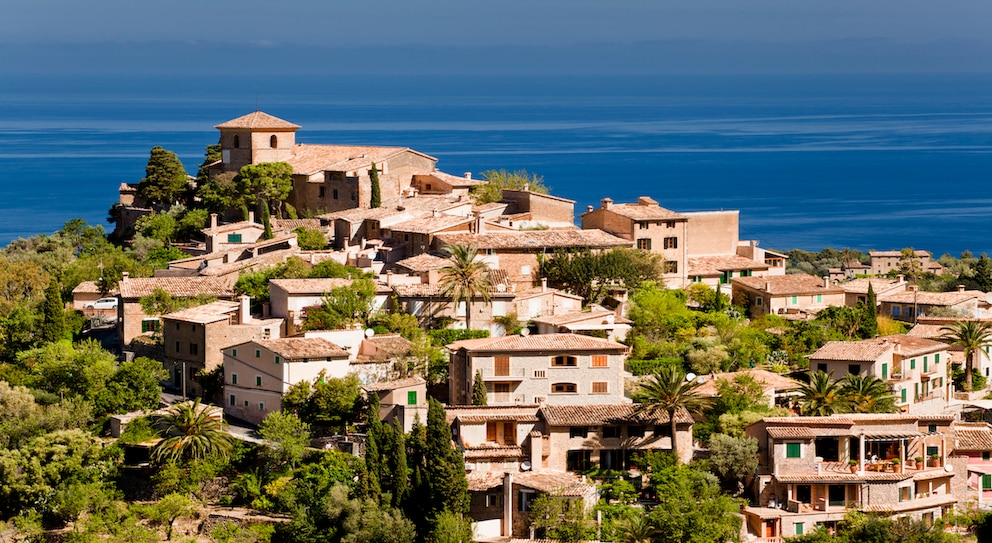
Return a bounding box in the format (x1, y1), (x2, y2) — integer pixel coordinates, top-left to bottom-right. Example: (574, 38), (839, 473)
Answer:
(862, 431), (918, 441)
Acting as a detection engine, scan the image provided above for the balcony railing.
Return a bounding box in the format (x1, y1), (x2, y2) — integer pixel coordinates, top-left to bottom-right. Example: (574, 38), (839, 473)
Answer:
(479, 367), (527, 380)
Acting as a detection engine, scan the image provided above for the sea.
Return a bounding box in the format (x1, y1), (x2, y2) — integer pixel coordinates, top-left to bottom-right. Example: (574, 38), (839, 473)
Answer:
(2, 73), (991, 256)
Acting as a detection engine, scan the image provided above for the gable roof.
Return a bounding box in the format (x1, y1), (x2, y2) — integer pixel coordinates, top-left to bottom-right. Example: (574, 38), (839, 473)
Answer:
(447, 333), (628, 353)
(733, 274), (844, 295)
(215, 111), (300, 130)
(251, 338), (350, 359)
(540, 404), (693, 426)
(696, 369), (801, 397)
(840, 277), (906, 295)
(118, 276), (235, 300)
(362, 376), (425, 392)
(953, 423), (992, 451)
(269, 278), (354, 295)
(593, 201), (686, 221)
(435, 229), (630, 251)
(880, 289), (984, 306)
(394, 253), (451, 273)
(809, 339), (894, 362)
(387, 215), (473, 234)
(161, 301), (240, 324)
(869, 250), (931, 258)
(284, 144), (437, 177)
(202, 220), (264, 236)
(688, 255), (769, 276)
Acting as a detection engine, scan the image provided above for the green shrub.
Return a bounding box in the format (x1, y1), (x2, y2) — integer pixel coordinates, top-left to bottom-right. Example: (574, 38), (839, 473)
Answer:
(427, 329), (489, 347)
(626, 358), (683, 376)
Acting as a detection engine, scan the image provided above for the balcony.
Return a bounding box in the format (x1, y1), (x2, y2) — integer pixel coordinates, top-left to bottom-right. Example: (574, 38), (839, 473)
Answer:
(479, 367), (527, 381)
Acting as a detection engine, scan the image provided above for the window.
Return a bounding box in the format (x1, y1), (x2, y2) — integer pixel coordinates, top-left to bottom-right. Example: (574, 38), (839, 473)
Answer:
(901, 388), (907, 402)
(899, 487), (911, 502)
(664, 261), (678, 273)
(141, 319), (160, 333)
(637, 238), (652, 250)
(231, 373), (238, 385)
(786, 442), (801, 458)
(665, 221), (675, 228)
(816, 294), (823, 303)
(983, 451), (990, 461)
(591, 355), (608, 367)
(984, 474), (992, 490)
(275, 356), (280, 364)
(190, 343), (199, 355)
(255, 349), (261, 358)
(244, 400), (249, 407)
(663, 237), (678, 249)
(927, 445), (939, 457)
(566, 450), (592, 471)
(848, 364), (860, 376)
(638, 222), (648, 230)
(175, 341), (181, 353)
(653, 425), (671, 437)
(229, 394), (236, 406)
(520, 265), (531, 275)
(628, 425), (645, 437)
(318, 186), (325, 198)
(407, 391), (417, 405)
(232, 348), (238, 357)
(935, 353), (940, 364)
(270, 135), (277, 148)
(486, 494), (502, 507)
(227, 233), (242, 243)
(552, 355), (577, 367)
(881, 363), (887, 380)
(928, 424), (937, 433)
(790, 295), (798, 305)
(591, 382), (608, 394)
(553, 383), (577, 394)
(259, 402), (265, 411)
(795, 523), (804, 536)
(533, 370), (546, 379)
(494, 356), (510, 376)
(233, 135), (240, 148)
(910, 358), (916, 369)
(603, 426), (621, 439)
(756, 296), (763, 306)
(518, 490), (536, 512)
(817, 363), (827, 373)
(569, 426), (589, 438)
(332, 189), (339, 200)
(255, 375), (262, 386)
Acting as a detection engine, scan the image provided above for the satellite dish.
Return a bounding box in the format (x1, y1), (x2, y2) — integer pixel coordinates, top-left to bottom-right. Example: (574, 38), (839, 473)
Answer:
(496, 283), (507, 292)
(464, 462), (476, 472)
(697, 376), (706, 384)
(521, 461), (532, 472)
(365, 328), (375, 338)
(945, 464), (953, 472)
(686, 372), (697, 383)
(520, 328), (530, 337)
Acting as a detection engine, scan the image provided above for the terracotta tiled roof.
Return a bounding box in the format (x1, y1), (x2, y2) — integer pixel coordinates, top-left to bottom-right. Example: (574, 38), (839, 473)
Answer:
(774, 472), (912, 483)
(696, 369), (801, 397)
(463, 446), (524, 460)
(457, 414), (540, 424)
(446, 405), (541, 424)
(448, 333), (628, 353)
(531, 310), (621, 327)
(878, 334), (948, 357)
(688, 255), (769, 276)
(361, 334), (413, 358)
(362, 376), (425, 392)
(215, 111), (300, 130)
(394, 254), (451, 272)
(321, 195), (469, 224)
(809, 339), (893, 362)
(540, 404), (692, 426)
(512, 287), (583, 301)
(72, 280), (112, 295)
(284, 144), (435, 176)
(252, 338), (349, 360)
(733, 274), (844, 295)
(391, 267), (512, 298)
(880, 290), (984, 306)
(269, 278), (354, 295)
(435, 229), (631, 251)
(119, 276), (234, 300)
(766, 427), (816, 439)
(415, 171), (485, 188)
(758, 416), (855, 426)
(515, 471), (596, 496)
(953, 423), (992, 451)
(596, 201), (685, 221)
(387, 215), (473, 234)
(465, 471), (506, 491)
(869, 250), (931, 258)
(202, 220), (265, 235)
(907, 323), (944, 339)
(840, 277), (906, 294)
(271, 218), (324, 231)
(162, 301), (240, 324)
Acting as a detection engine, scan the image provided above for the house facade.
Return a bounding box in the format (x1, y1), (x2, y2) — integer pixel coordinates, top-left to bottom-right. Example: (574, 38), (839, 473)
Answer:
(808, 335), (952, 414)
(879, 285), (991, 323)
(745, 414), (960, 540)
(447, 333), (630, 407)
(732, 274), (846, 318)
(869, 250), (935, 276)
(117, 273), (236, 346)
(222, 338), (350, 425)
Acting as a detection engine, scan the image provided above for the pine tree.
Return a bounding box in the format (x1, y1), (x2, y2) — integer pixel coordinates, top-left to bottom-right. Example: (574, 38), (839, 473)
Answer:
(472, 371), (488, 405)
(41, 278), (65, 343)
(370, 162), (382, 209)
(975, 254), (992, 292)
(863, 282), (879, 338)
(137, 146), (189, 206)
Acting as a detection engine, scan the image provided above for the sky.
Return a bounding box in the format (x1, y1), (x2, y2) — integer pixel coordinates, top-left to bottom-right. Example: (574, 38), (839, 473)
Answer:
(2, 1), (992, 74)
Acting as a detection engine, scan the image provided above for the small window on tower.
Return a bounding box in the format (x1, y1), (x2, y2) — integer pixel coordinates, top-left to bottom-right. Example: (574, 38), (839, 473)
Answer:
(270, 135), (278, 148)
(233, 135), (240, 148)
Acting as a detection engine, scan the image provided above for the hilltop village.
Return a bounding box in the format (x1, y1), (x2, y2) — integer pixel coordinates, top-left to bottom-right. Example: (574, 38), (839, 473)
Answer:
(3, 111), (992, 542)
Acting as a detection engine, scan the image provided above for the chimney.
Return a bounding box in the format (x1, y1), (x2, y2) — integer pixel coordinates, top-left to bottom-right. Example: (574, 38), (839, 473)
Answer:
(523, 183), (529, 192)
(765, 281), (771, 291)
(386, 269), (393, 286)
(210, 213), (218, 230)
(893, 340), (901, 354)
(957, 284), (966, 292)
(541, 278), (548, 292)
(896, 274), (905, 284)
(432, 209), (439, 218)
(600, 198), (613, 211)
(239, 295), (251, 324)
(637, 196), (659, 207)
(121, 272), (129, 280)
(248, 210), (255, 224)
(473, 211), (485, 234)
(463, 172), (472, 179)
(823, 276), (829, 289)
(910, 285), (918, 292)
(586, 205), (593, 213)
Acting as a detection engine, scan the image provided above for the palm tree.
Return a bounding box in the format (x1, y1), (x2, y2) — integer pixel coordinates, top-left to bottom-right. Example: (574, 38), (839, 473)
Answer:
(618, 515), (658, 543)
(152, 399), (233, 464)
(841, 374), (897, 413)
(940, 320), (992, 392)
(439, 244), (491, 331)
(634, 365), (710, 465)
(796, 371), (846, 416)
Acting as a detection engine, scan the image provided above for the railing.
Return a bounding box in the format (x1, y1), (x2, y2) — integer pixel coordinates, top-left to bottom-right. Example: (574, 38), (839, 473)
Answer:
(479, 367), (528, 378)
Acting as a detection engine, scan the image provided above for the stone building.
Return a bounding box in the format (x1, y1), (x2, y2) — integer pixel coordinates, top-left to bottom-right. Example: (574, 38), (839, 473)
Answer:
(732, 274), (846, 318)
(117, 274), (236, 346)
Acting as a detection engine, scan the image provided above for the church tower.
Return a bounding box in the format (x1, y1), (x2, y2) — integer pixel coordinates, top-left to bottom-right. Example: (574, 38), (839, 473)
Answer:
(214, 111), (300, 173)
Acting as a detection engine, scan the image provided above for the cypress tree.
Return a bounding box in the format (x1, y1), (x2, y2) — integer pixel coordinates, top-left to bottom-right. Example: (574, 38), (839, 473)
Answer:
(384, 418), (409, 508)
(363, 392), (383, 503)
(261, 203), (273, 240)
(424, 397), (469, 515)
(472, 371), (488, 405)
(976, 255), (992, 292)
(405, 416), (430, 530)
(864, 282), (879, 338)
(370, 162), (382, 209)
(41, 278), (66, 343)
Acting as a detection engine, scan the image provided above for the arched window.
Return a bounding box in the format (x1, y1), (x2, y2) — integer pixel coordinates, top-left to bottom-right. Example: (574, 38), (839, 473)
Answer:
(233, 135), (240, 148)
(270, 135), (278, 148)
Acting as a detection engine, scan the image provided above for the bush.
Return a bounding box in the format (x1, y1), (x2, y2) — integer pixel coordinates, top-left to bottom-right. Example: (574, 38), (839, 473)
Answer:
(427, 329), (489, 347)
(294, 227), (327, 251)
(626, 358), (683, 376)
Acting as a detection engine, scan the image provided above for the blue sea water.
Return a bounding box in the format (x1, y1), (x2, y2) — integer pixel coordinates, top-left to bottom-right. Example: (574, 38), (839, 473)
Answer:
(1, 73), (991, 255)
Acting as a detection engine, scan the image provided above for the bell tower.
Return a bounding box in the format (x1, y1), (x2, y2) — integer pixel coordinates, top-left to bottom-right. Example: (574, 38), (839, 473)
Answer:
(214, 111), (300, 173)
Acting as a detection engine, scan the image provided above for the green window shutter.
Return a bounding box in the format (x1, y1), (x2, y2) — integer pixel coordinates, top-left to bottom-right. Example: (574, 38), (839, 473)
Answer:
(923, 357), (928, 372)
(227, 233), (242, 243)
(255, 376), (262, 386)
(983, 451), (990, 461)
(935, 353), (940, 364)
(407, 390), (417, 405)
(915, 383), (919, 399)
(882, 363), (888, 380)
(901, 388), (907, 402)
(275, 356), (281, 364)
(791, 296), (798, 305)
(786, 443), (801, 458)
(231, 374), (238, 385)
(795, 523), (804, 536)
(816, 294), (822, 303)
(984, 474), (991, 490)
(910, 359), (916, 369)
(232, 348), (237, 357)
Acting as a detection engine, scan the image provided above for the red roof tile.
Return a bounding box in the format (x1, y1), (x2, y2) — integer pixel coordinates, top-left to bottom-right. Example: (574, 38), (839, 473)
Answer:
(435, 229), (630, 251)
(448, 333), (628, 353)
(215, 111), (300, 130)
(733, 274), (844, 295)
(540, 404), (692, 426)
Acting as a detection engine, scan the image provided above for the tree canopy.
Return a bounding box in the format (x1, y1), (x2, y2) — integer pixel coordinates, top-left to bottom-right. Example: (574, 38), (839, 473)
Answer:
(136, 146), (189, 207)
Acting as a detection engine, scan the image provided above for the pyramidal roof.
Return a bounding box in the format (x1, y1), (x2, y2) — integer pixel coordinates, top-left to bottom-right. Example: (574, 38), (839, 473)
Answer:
(215, 111), (301, 130)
